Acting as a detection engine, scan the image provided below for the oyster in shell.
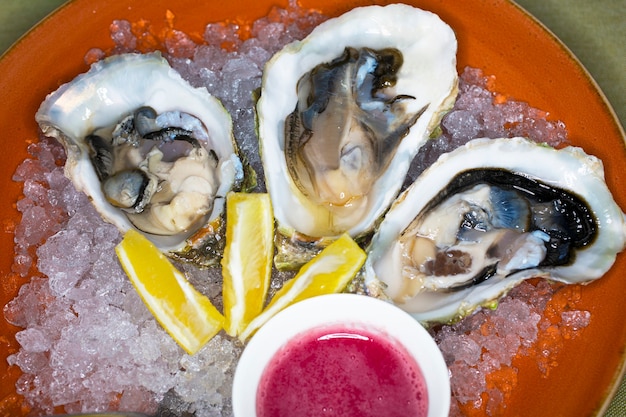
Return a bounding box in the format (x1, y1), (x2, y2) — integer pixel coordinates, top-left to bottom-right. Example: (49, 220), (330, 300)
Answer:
(364, 137), (626, 324)
(35, 52), (243, 266)
(257, 4), (458, 268)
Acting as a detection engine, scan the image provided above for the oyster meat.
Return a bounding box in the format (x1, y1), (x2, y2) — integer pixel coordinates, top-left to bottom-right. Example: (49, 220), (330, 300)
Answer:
(36, 52), (243, 265)
(257, 4), (458, 268)
(364, 137), (626, 323)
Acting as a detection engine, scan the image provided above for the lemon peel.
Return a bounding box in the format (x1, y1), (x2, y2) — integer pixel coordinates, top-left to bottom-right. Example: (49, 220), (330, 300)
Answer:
(221, 192), (274, 337)
(116, 229), (224, 355)
(240, 234), (366, 341)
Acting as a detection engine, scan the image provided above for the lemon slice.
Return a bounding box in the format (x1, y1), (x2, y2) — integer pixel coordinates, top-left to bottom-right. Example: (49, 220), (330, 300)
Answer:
(116, 229), (224, 355)
(239, 234), (366, 341)
(221, 192), (274, 337)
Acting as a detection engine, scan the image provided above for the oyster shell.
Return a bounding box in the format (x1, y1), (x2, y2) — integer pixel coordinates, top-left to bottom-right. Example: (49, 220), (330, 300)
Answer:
(364, 137), (626, 324)
(35, 52), (243, 266)
(257, 4), (458, 269)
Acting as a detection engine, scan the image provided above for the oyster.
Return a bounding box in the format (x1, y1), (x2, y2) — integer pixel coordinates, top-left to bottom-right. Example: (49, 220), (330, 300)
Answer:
(364, 137), (626, 324)
(35, 52), (243, 266)
(257, 4), (458, 268)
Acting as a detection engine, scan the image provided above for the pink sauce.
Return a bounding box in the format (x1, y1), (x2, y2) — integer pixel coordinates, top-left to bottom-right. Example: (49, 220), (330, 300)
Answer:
(256, 326), (428, 417)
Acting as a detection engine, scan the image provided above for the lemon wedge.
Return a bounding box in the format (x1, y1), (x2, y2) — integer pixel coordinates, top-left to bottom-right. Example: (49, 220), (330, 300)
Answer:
(239, 234), (366, 341)
(221, 192), (274, 337)
(115, 229), (224, 355)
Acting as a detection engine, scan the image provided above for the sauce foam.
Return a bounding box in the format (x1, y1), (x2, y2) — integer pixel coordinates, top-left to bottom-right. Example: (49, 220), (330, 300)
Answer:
(256, 325), (428, 417)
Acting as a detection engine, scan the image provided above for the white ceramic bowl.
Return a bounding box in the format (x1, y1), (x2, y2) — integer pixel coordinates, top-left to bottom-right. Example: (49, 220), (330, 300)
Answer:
(232, 293), (450, 417)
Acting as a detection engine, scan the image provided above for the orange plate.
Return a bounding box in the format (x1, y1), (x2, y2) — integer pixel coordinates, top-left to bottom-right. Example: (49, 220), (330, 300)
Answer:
(0, 0), (624, 416)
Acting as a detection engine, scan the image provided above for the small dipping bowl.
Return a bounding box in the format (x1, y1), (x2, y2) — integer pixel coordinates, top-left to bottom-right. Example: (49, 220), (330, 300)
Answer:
(232, 293), (450, 417)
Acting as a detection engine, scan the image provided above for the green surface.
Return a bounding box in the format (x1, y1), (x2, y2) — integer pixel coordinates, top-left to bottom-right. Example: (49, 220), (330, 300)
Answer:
(0, 0), (624, 415)
(0, 0), (67, 53)
(515, 0), (625, 130)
